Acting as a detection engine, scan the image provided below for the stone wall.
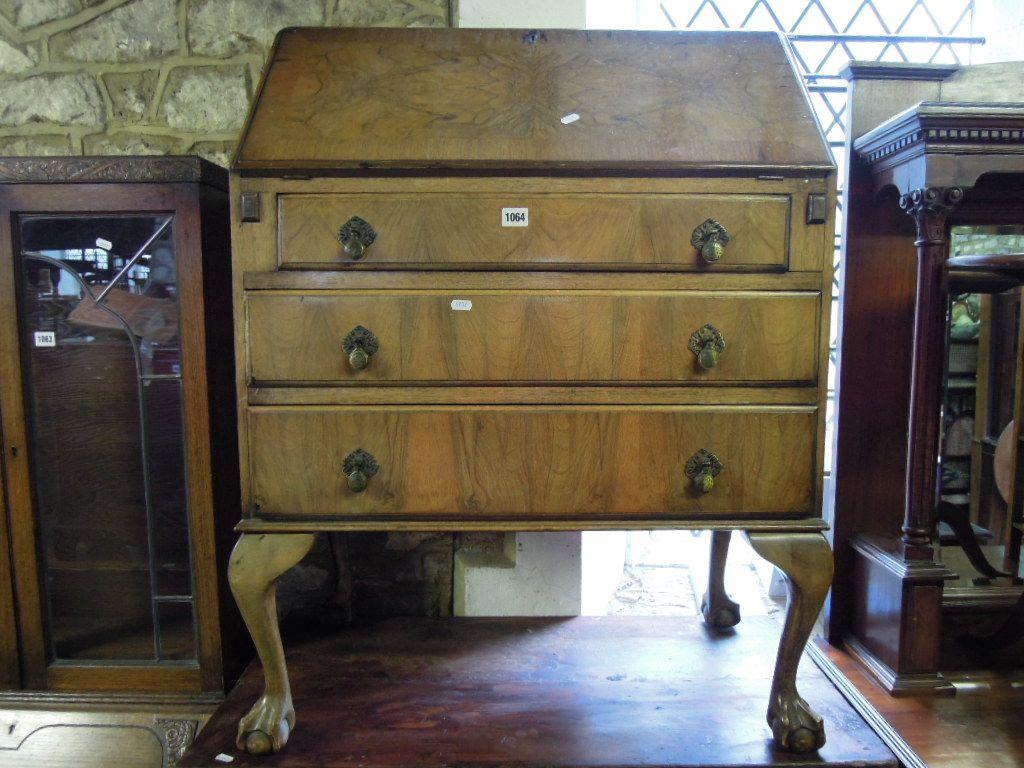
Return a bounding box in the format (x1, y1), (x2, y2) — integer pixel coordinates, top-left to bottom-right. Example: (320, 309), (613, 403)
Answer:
(0, 0), (456, 622)
(0, 0), (449, 164)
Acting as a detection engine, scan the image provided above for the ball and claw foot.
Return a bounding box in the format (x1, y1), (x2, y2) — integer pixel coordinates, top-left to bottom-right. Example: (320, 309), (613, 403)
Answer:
(768, 690), (826, 754)
(700, 593), (741, 629)
(236, 693), (295, 756)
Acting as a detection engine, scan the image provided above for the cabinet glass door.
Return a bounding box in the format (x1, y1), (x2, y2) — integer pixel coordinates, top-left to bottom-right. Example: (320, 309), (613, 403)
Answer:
(16, 214), (196, 664)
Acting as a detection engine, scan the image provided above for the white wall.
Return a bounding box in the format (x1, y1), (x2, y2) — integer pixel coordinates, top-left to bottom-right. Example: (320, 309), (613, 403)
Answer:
(456, 0), (586, 28)
(973, 0), (1024, 63)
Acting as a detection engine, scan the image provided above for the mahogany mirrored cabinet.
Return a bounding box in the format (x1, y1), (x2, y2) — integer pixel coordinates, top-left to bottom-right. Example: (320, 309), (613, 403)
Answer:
(828, 61), (1024, 694)
(0, 157), (245, 699)
(222, 27), (837, 757)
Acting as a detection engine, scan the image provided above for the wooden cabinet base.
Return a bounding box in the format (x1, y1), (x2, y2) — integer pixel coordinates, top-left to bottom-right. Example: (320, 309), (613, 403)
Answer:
(224, 530), (834, 757)
(843, 536), (956, 697)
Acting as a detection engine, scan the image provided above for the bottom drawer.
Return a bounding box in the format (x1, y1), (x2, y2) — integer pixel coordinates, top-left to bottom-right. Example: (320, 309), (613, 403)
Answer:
(248, 406), (817, 520)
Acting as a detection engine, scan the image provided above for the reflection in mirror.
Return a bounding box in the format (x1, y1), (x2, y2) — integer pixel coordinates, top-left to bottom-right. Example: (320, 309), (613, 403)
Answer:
(940, 226), (1024, 600)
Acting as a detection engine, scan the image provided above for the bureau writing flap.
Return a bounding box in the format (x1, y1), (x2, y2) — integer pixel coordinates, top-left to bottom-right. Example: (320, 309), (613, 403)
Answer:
(233, 27), (833, 174)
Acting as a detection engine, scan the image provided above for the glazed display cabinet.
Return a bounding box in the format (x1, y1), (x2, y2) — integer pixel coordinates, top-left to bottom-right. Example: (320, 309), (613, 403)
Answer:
(0, 157), (245, 697)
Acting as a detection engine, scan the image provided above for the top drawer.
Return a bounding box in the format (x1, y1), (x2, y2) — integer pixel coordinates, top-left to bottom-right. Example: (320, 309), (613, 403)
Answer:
(278, 193), (791, 271)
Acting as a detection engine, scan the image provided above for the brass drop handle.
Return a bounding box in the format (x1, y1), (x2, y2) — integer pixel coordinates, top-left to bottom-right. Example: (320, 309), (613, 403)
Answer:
(338, 215), (377, 260)
(343, 325), (379, 370)
(691, 219), (730, 264)
(685, 449), (723, 494)
(689, 324), (726, 370)
(343, 448), (379, 493)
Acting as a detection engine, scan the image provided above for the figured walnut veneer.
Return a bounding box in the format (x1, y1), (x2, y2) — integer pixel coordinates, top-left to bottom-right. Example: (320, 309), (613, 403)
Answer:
(277, 193), (792, 269)
(225, 27), (837, 757)
(247, 290), (820, 384)
(235, 28), (831, 174)
(247, 406), (817, 521)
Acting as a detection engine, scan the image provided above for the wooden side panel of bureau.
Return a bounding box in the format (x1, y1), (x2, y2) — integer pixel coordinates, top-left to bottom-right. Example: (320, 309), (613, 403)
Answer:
(224, 28), (837, 759)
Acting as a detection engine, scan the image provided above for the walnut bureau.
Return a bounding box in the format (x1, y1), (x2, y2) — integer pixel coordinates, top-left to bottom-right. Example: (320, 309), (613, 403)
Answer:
(227, 27), (837, 757)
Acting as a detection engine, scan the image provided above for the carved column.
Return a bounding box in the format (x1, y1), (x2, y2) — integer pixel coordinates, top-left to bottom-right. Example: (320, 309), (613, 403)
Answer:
(898, 186), (964, 560)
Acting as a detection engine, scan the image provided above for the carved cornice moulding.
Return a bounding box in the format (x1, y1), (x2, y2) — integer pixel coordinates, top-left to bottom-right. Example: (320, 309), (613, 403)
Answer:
(0, 155), (227, 189)
(853, 102), (1024, 169)
(841, 60), (959, 82)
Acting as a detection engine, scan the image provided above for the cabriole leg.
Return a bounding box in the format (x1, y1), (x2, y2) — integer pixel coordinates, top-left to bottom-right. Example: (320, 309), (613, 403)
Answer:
(744, 531), (833, 754)
(228, 532), (316, 756)
(701, 530), (740, 628)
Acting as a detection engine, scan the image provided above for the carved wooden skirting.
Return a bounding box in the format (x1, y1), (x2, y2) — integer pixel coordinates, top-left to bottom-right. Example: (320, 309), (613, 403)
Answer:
(0, 156), (227, 189)
(848, 534), (956, 583)
(153, 718), (199, 766)
(0, 708), (210, 768)
(0, 690), (224, 706)
(843, 637), (955, 697)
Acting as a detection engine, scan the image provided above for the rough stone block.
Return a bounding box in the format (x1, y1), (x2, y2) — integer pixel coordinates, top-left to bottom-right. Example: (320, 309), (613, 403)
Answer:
(159, 65), (250, 132)
(349, 532), (453, 618)
(83, 131), (183, 155)
(0, 37), (38, 73)
(50, 0), (178, 63)
(188, 0), (326, 58)
(277, 534), (337, 621)
(0, 133), (73, 155)
(385, 532), (450, 551)
(0, 73), (104, 127)
(102, 69), (159, 123)
(332, 0), (448, 26)
(188, 140), (235, 167)
(0, 0), (80, 29)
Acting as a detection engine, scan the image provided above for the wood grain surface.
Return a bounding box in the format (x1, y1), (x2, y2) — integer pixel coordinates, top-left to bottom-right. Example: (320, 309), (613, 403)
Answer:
(234, 28), (832, 173)
(180, 617), (896, 768)
(278, 193), (790, 270)
(246, 290), (819, 384)
(245, 385), (819, 407)
(247, 405), (817, 520)
(814, 638), (1024, 768)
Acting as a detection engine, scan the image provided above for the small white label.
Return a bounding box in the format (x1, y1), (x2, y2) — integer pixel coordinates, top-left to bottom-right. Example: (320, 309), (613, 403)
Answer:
(450, 299), (473, 311)
(560, 112), (580, 125)
(214, 755), (235, 764)
(501, 207), (528, 227)
(95, 237), (112, 250)
(33, 331), (56, 347)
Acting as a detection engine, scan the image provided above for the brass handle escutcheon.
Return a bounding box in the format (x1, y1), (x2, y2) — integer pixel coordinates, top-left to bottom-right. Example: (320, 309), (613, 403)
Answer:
(342, 325), (379, 370)
(685, 449), (723, 494)
(691, 219), (730, 264)
(343, 448), (379, 493)
(338, 216), (377, 260)
(689, 323), (726, 370)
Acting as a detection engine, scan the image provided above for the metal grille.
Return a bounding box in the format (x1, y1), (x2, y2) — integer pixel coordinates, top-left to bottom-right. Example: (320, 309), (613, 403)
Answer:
(590, 0), (983, 468)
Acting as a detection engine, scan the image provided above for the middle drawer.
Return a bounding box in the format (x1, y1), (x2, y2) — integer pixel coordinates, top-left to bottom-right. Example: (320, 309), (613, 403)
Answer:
(247, 290), (819, 384)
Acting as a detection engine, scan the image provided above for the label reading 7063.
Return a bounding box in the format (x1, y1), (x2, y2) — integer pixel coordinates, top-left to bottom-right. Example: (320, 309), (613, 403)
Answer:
(501, 207), (529, 227)
(34, 331), (56, 347)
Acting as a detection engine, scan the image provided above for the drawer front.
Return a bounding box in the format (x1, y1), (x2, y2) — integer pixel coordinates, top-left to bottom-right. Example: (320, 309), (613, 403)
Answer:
(278, 193), (790, 270)
(248, 291), (819, 384)
(248, 406), (817, 519)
